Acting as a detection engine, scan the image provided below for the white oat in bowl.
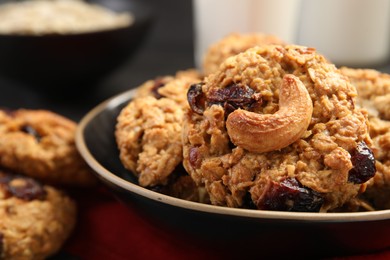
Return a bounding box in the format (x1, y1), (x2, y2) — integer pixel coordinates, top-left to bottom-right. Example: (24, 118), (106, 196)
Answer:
(0, 0), (133, 35)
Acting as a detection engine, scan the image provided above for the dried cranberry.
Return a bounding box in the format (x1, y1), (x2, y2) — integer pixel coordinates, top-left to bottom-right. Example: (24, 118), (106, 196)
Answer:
(0, 170), (46, 201)
(207, 83), (261, 116)
(150, 78), (166, 99)
(21, 125), (41, 142)
(189, 147), (202, 169)
(187, 83), (262, 116)
(8, 178), (46, 201)
(348, 141), (376, 184)
(256, 177), (323, 212)
(187, 83), (206, 114)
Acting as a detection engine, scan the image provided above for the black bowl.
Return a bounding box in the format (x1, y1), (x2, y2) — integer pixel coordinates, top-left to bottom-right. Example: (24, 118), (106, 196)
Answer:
(76, 88), (390, 258)
(0, 0), (152, 96)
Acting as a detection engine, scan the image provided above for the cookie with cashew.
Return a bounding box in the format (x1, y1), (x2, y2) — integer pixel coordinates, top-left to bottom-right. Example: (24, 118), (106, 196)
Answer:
(340, 67), (390, 210)
(202, 33), (285, 76)
(116, 70), (202, 190)
(182, 45), (375, 212)
(0, 109), (96, 186)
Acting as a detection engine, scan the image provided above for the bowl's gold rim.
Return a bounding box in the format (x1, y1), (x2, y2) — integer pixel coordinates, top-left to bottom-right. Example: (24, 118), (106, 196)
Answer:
(75, 88), (390, 223)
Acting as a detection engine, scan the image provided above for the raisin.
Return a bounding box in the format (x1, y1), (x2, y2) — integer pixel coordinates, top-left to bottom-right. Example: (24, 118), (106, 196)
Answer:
(256, 177), (324, 212)
(188, 83), (262, 116)
(21, 125), (42, 142)
(207, 83), (261, 116)
(0, 170), (46, 201)
(8, 178), (46, 201)
(189, 147), (201, 169)
(348, 141), (376, 184)
(150, 78), (166, 99)
(187, 83), (206, 114)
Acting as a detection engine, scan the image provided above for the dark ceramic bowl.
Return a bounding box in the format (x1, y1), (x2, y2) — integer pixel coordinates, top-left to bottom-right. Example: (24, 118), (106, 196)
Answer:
(0, 0), (152, 96)
(76, 88), (390, 258)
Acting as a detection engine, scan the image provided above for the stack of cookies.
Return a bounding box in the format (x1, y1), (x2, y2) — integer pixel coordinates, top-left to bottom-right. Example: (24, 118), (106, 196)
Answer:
(0, 109), (96, 258)
(115, 33), (390, 213)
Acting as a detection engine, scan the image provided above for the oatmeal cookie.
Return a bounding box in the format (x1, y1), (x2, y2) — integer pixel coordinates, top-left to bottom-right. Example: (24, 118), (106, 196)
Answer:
(0, 169), (76, 259)
(116, 70), (201, 187)
(340, 67), (390, 209)
(0, 109), (96, 186)
(116, 96), (184, 187)
(202, 33), (285, 76)
(183, 45), (374, 212)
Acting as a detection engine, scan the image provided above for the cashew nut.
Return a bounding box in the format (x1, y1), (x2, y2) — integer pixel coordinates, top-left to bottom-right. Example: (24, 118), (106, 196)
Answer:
(226, 74), (313, 153)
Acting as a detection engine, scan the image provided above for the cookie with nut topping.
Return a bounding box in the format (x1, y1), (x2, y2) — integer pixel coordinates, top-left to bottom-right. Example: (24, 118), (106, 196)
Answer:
(0, 109), (96, 186)
(182, 45), (374, 212)
(0, 169), (76, 259)
(340, 67), (390, 210)
(116, 70), (202, 190)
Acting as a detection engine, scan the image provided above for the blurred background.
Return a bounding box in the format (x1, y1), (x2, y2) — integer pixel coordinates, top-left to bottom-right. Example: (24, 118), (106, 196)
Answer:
(0, 0), (195, 120)
(0, 0), (390, 121)
(98, 0), (195, 95)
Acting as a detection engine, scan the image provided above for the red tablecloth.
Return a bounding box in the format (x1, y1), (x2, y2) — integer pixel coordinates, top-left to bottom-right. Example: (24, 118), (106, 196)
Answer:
(64, 188), (390, 260)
